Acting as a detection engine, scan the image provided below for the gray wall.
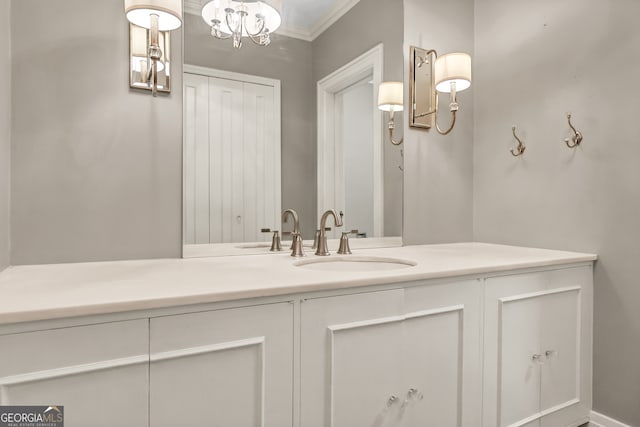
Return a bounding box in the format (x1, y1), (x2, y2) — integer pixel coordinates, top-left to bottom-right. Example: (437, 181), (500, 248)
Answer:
(184, 13), (316, 238)
(473, 0), (640, 424)
(10, 0), (183, 265)
(312, 0), (404, 236)
(0, 1), (10, 271)
(402, 0), (474, 244)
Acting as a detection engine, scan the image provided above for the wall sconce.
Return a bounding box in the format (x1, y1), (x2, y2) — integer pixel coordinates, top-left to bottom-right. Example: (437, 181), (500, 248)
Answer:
(409, 46), (471, 135)
(378, 81), (404, 145)
(124, 0), (182, 96)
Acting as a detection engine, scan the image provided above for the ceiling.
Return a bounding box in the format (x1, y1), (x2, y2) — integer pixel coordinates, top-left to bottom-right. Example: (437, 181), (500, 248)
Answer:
(184, 0), (361, 42)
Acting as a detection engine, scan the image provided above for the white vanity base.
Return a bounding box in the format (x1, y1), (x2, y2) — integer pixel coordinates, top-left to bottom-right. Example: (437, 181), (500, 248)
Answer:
(0, 243), (596, 427)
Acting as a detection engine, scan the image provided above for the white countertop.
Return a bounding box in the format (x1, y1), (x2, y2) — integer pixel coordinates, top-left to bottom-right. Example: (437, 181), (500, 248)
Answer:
(0, 243), (596, 325)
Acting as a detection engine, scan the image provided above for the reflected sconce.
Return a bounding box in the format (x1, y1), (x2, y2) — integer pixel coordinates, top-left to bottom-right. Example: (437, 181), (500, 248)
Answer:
(409, 47), (472, 135)
(124, 0), (183, 96)
(378, 81), (404, 146)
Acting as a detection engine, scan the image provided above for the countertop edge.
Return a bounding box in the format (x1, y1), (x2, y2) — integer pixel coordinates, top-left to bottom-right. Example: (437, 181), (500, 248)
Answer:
(0, 251), (596, 326)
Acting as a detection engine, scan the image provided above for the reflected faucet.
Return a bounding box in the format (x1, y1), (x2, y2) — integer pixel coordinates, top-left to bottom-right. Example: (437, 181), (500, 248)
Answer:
(283, 209), (304, 257)
(315, 209), (343, 256)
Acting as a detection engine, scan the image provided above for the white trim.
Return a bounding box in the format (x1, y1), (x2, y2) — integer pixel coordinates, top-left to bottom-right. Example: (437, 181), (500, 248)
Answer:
(150, 336), (265, 362)
(317, 44), (384, 238)
(0, 355), (148, 386)
(184, 0), (361, 42)
(308, 0), (361, 41)
(184, 0), (200, 16)
(499, 285), (582, 304)
(504, 399), (582, 427)
(184, 64), (280, 89)
(329, 315), (403, 333)
(405, 304), (464, 320)
(590, 411), (633, 427)
(276, 26), (314, 42)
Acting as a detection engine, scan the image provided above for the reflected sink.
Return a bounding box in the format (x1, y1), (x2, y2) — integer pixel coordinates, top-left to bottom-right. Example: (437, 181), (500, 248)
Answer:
(236, 243), (271, 249)
(294, 256), (417, 272)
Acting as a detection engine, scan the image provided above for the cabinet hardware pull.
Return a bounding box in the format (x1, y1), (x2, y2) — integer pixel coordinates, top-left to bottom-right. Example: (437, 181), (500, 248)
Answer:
(532, 354), (545, 364)
(387, 395), (398, 407)
(408, 388), (423, 400)
(402, 388), (424, 408)
(545, 349), (559, 359)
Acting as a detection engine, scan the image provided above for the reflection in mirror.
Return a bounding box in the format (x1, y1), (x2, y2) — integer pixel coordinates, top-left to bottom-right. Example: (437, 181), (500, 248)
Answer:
(182, 0), (404, 257)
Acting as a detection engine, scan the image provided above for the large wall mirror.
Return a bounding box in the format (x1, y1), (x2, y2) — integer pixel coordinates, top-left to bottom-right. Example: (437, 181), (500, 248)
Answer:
(182, 0), (404, 257)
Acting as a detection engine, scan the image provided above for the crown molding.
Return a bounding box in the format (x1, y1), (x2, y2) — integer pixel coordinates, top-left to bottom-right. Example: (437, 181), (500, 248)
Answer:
(276, 26), (314, 42)
(308, 0), (360, 40)
(184, 0), (200, 16)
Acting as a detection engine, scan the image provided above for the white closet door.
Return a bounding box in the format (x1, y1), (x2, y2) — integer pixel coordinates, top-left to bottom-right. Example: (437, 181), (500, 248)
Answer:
(209, 77), (244, 243)
(242, 82), (279, 242)
(183, 73), (210, 244)
(184, 71), (280, 244)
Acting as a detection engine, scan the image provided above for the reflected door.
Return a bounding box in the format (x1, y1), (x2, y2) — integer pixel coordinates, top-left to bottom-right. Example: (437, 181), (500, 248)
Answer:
(184, 71), (281, 244)
(335, 79), (375, 238)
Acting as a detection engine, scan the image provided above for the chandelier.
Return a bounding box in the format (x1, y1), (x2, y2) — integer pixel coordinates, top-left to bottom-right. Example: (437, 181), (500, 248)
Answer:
(201, 0), (282, 49)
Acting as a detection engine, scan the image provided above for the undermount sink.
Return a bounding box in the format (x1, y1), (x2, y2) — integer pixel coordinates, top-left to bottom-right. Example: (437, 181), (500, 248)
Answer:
(294, 256), (417, 272)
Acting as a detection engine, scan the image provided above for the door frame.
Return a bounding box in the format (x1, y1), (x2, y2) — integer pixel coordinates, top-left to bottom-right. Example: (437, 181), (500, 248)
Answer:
(317, 44), (384, 237)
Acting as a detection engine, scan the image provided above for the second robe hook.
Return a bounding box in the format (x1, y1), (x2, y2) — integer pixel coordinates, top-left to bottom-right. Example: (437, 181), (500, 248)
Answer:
(510, 126), (526, 157)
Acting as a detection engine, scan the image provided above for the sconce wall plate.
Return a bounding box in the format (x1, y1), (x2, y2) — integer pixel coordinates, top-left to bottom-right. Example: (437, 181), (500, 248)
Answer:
(129, 23), (172, 93)
(409, 46), (436, 129)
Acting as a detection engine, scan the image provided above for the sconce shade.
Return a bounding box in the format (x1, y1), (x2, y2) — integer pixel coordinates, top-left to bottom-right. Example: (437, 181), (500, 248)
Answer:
(378, 81), (404, 112)
(434, 52), (471, 93)
(202, 0), (282, 36)
(125, 0), (183, 31)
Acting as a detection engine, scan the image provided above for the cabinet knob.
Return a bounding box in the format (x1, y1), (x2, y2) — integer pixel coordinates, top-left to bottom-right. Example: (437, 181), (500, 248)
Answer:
(545, 349), (559, 359)
(407, 388), (423, 400)
(402, 387), (424, 408)
(387, 395), (398, 407)
(532, 354), (545, 364)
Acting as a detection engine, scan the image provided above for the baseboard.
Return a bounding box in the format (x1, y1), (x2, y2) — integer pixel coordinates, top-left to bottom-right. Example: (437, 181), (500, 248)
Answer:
(590, 411), (633, 427)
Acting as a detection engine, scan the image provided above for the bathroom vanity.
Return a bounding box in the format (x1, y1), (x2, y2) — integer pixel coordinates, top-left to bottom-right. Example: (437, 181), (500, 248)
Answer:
(0, 243), (595, 427)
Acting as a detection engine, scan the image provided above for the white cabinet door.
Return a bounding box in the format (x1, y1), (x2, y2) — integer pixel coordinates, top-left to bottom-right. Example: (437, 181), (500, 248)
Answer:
(499, 291), (544, 426)
(402, 280), (482, 427)
(300, 281), (483, 427)
(483, 266), (592, 427)
(301, 289), (404, 427)
(0, 320), (149, 427)
(149, 302), (293, 427)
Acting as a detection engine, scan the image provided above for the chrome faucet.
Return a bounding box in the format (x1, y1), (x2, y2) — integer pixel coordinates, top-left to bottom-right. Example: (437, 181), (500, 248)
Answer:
(283, 209), (304, 257)
(315, 209), (343, 256)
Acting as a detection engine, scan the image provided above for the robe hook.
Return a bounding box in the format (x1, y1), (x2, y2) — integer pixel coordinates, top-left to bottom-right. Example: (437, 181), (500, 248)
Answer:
(564, 113), (583, 148)
(510, 125), (526, 157)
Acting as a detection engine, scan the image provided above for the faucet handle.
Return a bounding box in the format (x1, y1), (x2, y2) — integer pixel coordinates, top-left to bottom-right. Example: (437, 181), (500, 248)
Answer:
(269, 231), (282, 252)
(337, 232), (352, 255)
